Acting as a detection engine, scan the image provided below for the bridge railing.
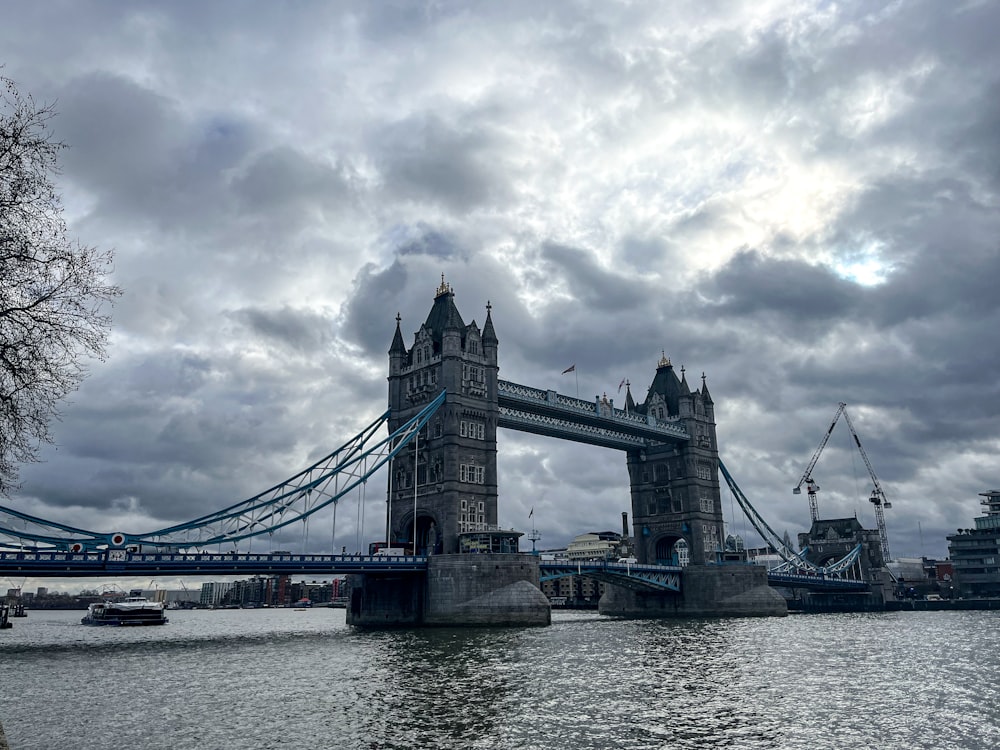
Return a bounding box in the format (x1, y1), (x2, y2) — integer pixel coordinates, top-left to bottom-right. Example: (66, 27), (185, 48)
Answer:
(0, 550), (430, 575)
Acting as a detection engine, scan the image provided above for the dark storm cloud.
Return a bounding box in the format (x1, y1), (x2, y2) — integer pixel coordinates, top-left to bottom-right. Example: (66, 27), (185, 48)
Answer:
(53, 72), (185, 198)
(373, 114), (513, 212)
(702, 250), (860, 322)
(228, 306), (334, 355)
(51, 72), (268, 236)
(232, 147), (356, 221)
(396, 228), (462, 259)
(3, 0), (1000, 567)
(538, 242), (654, 313)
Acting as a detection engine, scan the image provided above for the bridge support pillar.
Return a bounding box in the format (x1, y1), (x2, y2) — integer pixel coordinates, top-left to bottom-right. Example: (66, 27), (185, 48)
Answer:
(346, 573), (425, 627)
(347, 555), (550, 627)
(424, 554), (550, 627)
(599, 564), (787, 618)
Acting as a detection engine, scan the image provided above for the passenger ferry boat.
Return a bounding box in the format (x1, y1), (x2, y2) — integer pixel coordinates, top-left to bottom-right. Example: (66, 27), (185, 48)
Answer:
(81, 593), (168, 626)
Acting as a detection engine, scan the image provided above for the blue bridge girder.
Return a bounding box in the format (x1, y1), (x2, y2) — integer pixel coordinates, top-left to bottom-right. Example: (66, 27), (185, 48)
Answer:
(539, 560), (682, 592)
(497, 380), (690, 449)
(0, 550), (428, 578)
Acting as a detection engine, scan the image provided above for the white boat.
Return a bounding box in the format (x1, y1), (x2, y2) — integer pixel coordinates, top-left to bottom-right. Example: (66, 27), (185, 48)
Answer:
(81, 595), (168, 626)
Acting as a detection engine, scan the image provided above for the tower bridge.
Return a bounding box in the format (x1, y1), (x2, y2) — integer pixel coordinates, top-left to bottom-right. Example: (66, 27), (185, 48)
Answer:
(0, 279), (876, 625)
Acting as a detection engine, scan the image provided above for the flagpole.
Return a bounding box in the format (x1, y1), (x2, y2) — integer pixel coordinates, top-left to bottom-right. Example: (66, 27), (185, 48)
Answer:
(575, 369), (579, 398)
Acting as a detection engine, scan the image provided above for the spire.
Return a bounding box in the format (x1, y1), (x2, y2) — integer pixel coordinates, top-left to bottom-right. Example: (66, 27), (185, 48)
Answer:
(435, 273), (453, 298)
(625, 381), (636, 413)
(701, 372), (713, 404)
(389, 312), (406, 355)
(482, 299), (498, 344)
(679, 365), (691, 395)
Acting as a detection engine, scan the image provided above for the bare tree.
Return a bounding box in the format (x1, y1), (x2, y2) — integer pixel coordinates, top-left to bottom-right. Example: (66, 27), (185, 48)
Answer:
(1, 75), (122, 496)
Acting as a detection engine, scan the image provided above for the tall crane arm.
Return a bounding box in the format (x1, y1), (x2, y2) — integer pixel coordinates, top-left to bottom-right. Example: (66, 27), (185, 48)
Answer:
(792, 402), (847, 493)
(841, 406), (892, 562)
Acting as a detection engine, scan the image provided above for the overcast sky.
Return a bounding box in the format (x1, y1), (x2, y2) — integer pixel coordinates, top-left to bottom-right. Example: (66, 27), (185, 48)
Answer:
(2, 0), (999, 585)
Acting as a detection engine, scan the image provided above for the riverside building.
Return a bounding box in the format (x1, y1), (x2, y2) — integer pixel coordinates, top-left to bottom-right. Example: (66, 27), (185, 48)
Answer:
(947, 490), (1000, 598)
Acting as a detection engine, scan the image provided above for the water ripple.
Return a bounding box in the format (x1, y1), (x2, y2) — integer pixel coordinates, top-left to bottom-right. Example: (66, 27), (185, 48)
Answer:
(3, 609), (1000, 749)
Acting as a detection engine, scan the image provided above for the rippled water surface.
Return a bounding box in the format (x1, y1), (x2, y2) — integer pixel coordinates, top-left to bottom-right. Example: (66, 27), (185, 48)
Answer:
(2, 608), (999, 749)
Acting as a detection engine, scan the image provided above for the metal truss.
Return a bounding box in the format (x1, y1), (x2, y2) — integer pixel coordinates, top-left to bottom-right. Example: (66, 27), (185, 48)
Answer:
(719, 459), (862, 578)
(498, 380), (690, 444)
(498, 406), (655, 450)
(540, 560), (682, 592)
(0, 390), (447, 552)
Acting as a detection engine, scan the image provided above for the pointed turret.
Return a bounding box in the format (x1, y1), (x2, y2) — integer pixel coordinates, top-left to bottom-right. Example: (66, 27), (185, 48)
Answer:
(482, 300), (498, 345)
(700, 372), (713, 404)
(678, 365), (693, 417)
(701, 372), (715, 421)
(389, 312), (406, 377)
(644, 351), (684, 416)
(482, 300), (498, 367)
(418, 274), (465, 360)
(389, 312), (406, 355)
(625, 381), (636, 413)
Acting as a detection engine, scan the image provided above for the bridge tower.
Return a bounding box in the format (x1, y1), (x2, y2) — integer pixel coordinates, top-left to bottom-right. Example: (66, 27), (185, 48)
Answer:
(386, 276), (499, 555)
(625, 355), (725, 566)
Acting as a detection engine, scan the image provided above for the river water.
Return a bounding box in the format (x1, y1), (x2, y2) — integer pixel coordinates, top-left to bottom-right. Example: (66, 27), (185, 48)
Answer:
(1, 607), (998, 750)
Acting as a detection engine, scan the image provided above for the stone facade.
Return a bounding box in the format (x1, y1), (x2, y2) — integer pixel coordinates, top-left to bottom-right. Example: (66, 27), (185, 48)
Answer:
(386, 278), (499, 555)
(599, 564), (787, 618)
(624, 356), (725, 567)
(424, 554), (550, 626)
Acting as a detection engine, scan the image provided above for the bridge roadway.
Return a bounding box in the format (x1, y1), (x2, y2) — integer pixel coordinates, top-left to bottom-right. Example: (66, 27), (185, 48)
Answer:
(0, 550), (868, 592)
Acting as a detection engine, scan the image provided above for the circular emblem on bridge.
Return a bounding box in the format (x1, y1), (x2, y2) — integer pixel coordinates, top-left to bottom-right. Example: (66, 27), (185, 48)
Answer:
(110, 533), (126, 547)
(69, 543), (83, 553)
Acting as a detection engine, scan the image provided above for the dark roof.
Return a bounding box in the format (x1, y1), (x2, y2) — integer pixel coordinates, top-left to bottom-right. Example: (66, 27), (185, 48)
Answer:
(482, 303), (497, 344)
(389, 314), (406, 355)
(643, 355), (683, 416)
(421, 287), (466, 346)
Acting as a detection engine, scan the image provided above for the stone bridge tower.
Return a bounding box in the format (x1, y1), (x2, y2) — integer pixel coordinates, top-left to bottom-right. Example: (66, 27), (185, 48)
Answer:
(625, 355), (725, 566)
(386, 277), (499, 554)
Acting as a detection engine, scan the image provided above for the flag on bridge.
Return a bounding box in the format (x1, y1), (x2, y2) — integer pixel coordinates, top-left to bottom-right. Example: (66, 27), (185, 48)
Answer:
(562, 364), (576, 374)
(529, 507), (534, 518)
(618, 377), (626, 393)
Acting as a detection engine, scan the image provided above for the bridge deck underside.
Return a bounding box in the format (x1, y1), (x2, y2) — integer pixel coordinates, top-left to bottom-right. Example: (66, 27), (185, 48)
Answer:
(540, 561), (682, 592)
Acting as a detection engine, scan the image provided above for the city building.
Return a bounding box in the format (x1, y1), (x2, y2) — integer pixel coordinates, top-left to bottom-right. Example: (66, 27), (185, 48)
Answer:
(947, 490), (1000, 598)
(199, 581), (233, 607)
(566, 531), (623, 561)
(797, 517), (884, 577)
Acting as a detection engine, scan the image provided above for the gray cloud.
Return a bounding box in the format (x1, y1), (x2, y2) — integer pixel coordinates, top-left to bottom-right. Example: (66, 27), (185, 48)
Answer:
(2, 0), (1000, 571)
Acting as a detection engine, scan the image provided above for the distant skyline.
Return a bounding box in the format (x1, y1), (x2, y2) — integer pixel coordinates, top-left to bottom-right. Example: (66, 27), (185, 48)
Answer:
(2, 1), (999, 589)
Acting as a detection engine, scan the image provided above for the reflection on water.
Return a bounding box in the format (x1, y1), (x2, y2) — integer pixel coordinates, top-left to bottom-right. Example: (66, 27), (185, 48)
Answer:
(2, 609), (1000, 749)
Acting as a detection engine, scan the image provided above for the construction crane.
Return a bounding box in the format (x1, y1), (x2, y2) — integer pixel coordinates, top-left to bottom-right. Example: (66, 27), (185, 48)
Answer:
(793, 402), (848, 522)
(841, 407), (892, 563)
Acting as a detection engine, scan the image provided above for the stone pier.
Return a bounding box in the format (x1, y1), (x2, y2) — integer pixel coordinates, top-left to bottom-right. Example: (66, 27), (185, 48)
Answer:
(599, 563), (787, 618)
(346, 554), (550, 627)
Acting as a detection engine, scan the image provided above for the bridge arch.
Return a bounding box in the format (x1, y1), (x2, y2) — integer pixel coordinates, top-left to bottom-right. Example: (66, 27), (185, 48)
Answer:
(654, 535), (690, 566)
(394, 512), (442, 556)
